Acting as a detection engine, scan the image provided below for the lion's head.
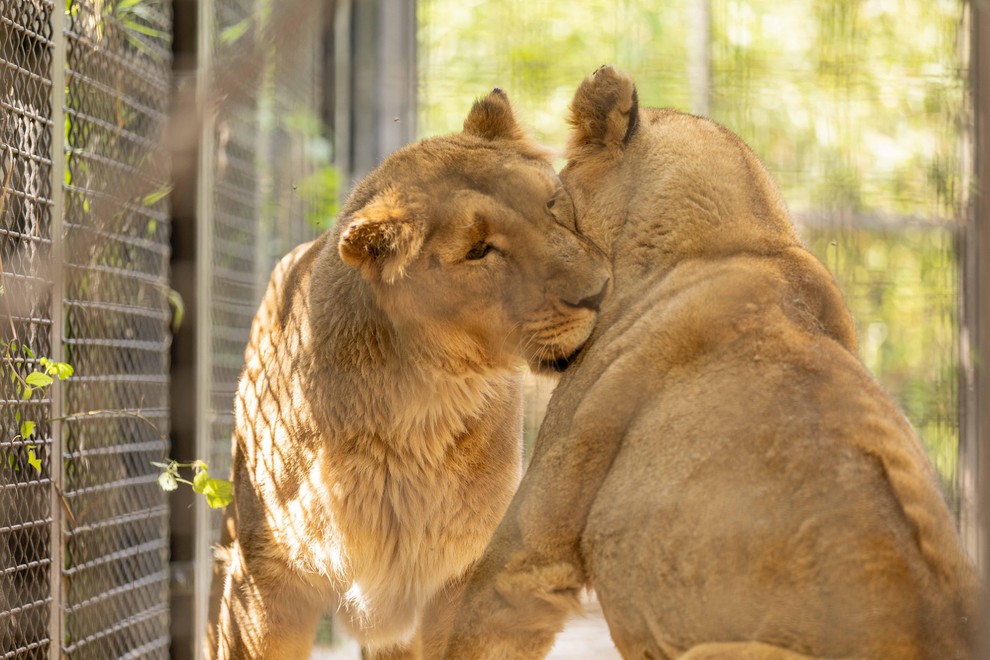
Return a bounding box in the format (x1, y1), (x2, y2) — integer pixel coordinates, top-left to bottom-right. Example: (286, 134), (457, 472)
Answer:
(559, 65), (857, 350)
(560, 66), (803, 267)
(335, 89), (610, 374)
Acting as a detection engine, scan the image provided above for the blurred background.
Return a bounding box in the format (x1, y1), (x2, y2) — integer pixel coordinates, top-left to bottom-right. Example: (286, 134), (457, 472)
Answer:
(0, 0), (987, 658)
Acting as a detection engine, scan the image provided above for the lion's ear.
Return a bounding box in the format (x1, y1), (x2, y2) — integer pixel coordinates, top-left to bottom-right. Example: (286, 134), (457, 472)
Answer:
(338, 188), (424, 284)
(463, 88), (527, 142)
(567, 65), (638, 154)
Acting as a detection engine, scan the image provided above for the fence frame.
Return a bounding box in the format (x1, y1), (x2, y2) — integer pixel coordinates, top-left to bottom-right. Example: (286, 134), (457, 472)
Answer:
(971, 1), (990, 656)
(47, 3), (67, 657)
(192, 0), (217, 652)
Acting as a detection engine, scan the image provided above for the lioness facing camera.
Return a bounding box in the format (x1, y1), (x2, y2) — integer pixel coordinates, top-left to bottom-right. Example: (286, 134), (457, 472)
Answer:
(207, 89), (610, 660)
(443, 67), (980, 659)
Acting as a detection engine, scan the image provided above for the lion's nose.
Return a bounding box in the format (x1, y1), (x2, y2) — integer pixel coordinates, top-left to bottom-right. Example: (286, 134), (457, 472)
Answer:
(565, 277), (610, 311)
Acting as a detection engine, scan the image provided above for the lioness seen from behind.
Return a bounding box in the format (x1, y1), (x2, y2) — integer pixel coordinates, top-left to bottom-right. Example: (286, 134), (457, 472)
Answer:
(444, 67), (980, 660)
(207, 89), (610, 660)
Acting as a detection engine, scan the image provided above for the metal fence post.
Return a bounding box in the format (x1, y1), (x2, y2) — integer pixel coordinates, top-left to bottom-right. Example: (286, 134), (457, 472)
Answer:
(195, 1), (217, 656)
(335, 0), (417, 188)
(970, 3), (990, 657)
(48, 3), (66, 657)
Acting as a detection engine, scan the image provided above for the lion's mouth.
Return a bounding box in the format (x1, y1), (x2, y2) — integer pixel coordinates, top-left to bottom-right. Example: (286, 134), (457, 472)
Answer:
(537, 343), (586, 374)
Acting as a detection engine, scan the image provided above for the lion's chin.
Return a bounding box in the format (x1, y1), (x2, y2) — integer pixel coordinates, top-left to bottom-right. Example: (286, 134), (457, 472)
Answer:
(534, 343), (586, 374)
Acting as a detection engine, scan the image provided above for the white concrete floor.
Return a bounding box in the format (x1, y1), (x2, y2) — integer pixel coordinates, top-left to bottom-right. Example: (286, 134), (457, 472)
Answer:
(311, 593), (621, 659)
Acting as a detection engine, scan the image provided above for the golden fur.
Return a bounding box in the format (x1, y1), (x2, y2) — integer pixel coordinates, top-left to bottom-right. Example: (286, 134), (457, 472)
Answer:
(443, 67), (981, 660)
(206, 89), (610, 659)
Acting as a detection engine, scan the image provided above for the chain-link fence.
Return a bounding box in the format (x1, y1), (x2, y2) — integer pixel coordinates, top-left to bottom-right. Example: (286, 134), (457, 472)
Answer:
(203, 0), (323, 528)
(165, 0), (347, 654)
(2, 0), (336, 654)
(2, 0), (173, 656)
(1, 1), (58, 655)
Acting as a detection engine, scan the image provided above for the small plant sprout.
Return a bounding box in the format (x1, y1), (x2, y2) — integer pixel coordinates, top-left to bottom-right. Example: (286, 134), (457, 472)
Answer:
(151, 459), (234, 508)
(3, 341), (74, 474)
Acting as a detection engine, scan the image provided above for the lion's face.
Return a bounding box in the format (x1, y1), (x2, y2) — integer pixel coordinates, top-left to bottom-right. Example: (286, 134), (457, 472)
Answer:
(337, 90), (610, 374)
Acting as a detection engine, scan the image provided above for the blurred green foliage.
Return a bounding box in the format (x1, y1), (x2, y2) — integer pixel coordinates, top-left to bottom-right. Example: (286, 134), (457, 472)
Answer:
(418, 0), (968, 503)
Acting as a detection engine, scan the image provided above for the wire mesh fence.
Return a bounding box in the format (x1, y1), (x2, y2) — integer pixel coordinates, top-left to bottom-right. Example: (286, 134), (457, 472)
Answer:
(1, 3), (57, 655)
(203, 0), (323, 545)
(2, 0), (330, 652)
(205, 0), (265, 535)
(60, 0), (172, 655)
(2, 0), (172, 656)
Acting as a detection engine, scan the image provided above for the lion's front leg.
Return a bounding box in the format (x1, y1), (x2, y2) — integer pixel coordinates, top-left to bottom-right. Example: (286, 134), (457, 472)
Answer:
(361, 639), (423, 660)
(439, 435), (591, 659)
(440, 515), (586, 659)
(444, 365), (639, 659)
(440, 447), (588, 659)
(208, 539), (323, 660)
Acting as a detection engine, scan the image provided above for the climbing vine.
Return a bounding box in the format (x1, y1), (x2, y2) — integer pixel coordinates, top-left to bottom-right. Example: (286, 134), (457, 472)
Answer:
(2, 339), (233, 508)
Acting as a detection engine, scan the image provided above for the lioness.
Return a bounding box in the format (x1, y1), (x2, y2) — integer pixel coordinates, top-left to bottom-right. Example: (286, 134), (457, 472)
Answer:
(443, 67), (981, 660)
(207, 89), (610, 659)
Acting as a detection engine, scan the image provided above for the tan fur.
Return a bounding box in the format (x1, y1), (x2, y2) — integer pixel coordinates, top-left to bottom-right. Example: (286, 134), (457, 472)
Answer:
(207, 90), (610, 659)
(443, 67), (981, 660)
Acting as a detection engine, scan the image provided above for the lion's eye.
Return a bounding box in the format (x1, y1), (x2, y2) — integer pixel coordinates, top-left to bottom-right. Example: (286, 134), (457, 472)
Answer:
(546, 198), (556, 209)
(465, 241), (494, 261)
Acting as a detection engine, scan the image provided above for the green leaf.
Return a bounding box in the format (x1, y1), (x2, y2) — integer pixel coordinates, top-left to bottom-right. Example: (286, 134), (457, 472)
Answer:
(20, 385), (33, 400)
(26, 446), (41, 474)
(21, 345), (34, 358)
(191, 470), (233, 508)
(122, 21), (169, 39)
(203, 478), (234, 509)
(20, 421), (35, 440)
(168, 289), (185, 332)
(192, 459), (208, 472)
(192, 469), (210, 494)
(25, 371), (54, 388)
(219, 17), (252, 45)
(157, 470), (178, 492)
(141, 184), (173, 207)
(52, 362), (73, 380)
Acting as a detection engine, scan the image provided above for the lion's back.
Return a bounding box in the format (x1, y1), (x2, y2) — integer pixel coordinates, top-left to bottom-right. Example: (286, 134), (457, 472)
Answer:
(579, 310), (977, 659)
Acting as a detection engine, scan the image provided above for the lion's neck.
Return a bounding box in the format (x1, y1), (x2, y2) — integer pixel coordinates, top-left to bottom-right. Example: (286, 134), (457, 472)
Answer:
(599, 246), (854, 370)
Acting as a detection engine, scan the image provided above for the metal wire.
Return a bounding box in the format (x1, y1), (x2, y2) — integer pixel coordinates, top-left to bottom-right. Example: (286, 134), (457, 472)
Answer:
(207, 0), (264, 531)
(59, 0), (173, 655)
(1, 1), (57, 656)
(1, 0), (172, 657)
(206, 0), (321, 548)
(4, 0), (336, 654)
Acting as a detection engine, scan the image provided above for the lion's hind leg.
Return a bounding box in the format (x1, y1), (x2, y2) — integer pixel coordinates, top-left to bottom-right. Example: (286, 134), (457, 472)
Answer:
(678, 642), (839, 660)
